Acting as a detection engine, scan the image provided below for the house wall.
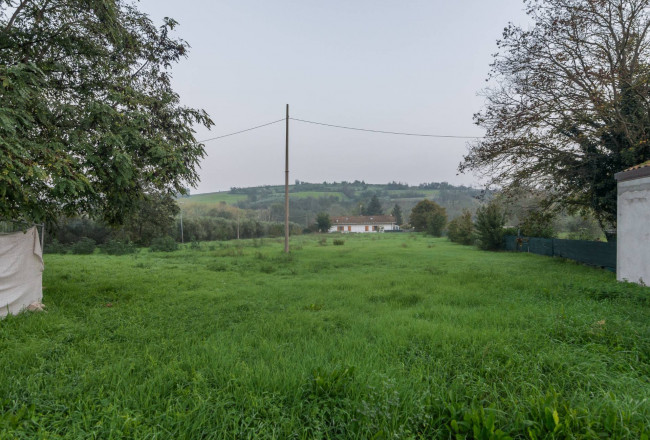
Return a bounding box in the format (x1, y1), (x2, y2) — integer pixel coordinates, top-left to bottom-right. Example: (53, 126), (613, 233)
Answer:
(328, 224), (397, 233)
(617, 175), (650, 285)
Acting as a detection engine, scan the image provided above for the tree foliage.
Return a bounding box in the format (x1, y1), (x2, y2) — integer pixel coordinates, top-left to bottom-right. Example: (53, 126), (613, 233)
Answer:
(316, 212), (332, 233)
(410, 199), (447, 236)
(460, 0), (650, 233)
(122, 193), (179, 245)
(474, 201), (507, 251)
(0, 0), (213, 225)
(391, 204), (403, 225)
(447, 210), (474, 245)
(363, 195), (383, 215)
(519, 209), (556, 238)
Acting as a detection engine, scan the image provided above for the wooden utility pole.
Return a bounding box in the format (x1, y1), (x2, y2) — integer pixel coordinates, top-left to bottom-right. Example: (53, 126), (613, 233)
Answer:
(284, 104), (290, 253)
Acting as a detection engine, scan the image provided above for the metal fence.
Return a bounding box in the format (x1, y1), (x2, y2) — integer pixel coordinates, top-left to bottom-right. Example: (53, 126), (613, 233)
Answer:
(503, 235), (616, 272)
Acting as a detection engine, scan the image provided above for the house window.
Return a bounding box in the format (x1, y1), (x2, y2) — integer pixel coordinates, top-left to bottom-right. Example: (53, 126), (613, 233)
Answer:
(365, 225), (369, 231)
(337, 226), (343, 232)
(373, 226), (378, 231)
(348, 226), (351, 232)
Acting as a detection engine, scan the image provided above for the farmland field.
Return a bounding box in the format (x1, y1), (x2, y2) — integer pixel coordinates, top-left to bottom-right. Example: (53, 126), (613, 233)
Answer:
(1, 234), (649, 438)
(177, 192), (247, 205)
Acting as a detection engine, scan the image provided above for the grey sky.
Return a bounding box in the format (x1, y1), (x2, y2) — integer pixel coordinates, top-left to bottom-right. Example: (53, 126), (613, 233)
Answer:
(136, 0), (528, 193)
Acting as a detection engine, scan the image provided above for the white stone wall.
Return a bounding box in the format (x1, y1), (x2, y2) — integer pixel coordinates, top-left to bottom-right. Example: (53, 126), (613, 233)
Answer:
(617, 176), (650, 285)
(328, 224), (397, 233)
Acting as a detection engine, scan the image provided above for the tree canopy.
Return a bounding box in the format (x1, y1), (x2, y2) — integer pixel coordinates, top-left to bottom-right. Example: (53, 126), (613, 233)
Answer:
(316, 212), (332, 233)
(409, 199), (447, 236)
(363, 195), (383, 215)
(460, 0), (650, 233)
(390, 204), (403, 225)
(1, 0), (213, 225)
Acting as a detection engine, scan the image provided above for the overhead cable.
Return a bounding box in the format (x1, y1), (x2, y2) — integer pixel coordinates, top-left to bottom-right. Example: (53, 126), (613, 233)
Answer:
(195, 116), (484, 145)
(289, 117), (483, 139)
(196, 119), (285, 144)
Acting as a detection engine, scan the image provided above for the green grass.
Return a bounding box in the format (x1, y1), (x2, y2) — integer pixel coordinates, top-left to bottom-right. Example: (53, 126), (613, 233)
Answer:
(178, 191), (247, 205)
(1, 234), (650, 438)
(289, 191), (345, 200)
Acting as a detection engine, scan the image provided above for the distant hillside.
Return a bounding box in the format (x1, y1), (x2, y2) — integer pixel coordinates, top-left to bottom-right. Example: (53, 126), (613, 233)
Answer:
(179, 181), (484, 226)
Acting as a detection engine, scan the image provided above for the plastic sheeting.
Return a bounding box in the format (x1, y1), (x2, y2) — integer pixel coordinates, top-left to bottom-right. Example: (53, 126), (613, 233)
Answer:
(0, 227), (44, 318)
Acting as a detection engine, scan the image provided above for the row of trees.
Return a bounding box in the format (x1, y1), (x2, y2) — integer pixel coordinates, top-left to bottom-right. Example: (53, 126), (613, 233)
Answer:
(462, 0), (650, 238)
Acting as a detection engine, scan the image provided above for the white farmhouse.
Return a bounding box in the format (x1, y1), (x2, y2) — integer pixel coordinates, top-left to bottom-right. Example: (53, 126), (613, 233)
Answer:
(329, 215), (399, 233)
(615, 160), (650, 285)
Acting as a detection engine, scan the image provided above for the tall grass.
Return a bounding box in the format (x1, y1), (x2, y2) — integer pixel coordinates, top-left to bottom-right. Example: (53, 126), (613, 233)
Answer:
(1, 234), (649, 438)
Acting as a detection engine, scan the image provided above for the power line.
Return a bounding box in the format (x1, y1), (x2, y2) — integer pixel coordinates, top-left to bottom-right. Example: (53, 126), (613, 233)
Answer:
(290, 117), (483, 139)
(196, 119), (285, 144)
(195, 115), (484, 145)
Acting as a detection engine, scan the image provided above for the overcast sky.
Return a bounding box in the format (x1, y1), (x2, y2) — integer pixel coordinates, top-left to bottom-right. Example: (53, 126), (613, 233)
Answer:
(136, 0), (529, 194)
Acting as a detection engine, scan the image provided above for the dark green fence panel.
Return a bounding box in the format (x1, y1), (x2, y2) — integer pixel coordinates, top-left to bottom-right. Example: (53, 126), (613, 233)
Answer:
(528, 238), (554, 256)
(503, 235), (616, 271)
(553, 239), (616, 271)
(504, 236), (518, 251)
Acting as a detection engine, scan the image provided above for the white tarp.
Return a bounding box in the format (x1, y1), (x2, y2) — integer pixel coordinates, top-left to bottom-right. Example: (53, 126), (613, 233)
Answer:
(0, 227), (44, 318)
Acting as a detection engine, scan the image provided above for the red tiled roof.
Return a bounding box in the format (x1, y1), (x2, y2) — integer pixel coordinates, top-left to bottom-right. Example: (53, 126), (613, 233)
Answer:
(615, 159), (650, 181)
(624, 160), (650, 172)
(332, 215), (395, 225)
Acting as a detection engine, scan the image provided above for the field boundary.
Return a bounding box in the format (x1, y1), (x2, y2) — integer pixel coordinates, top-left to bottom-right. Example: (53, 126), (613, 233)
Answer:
(504, 235), (616, 272)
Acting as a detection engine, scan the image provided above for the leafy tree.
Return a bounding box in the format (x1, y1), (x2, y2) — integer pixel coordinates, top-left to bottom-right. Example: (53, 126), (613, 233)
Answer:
(474, 201), (506, 251)
(460, 0), (650, 236)
(410, 199), (447, 236)
(447, 210), (474, 245)
(363, 195), (383, 215)
(391, 204), (403, 225)
(426, 211), (447, 237)
(1, 0), (213, 225)
(122, 193), (180, 245)
(316, 212), (332, 233)
(519, 209), (555, 238)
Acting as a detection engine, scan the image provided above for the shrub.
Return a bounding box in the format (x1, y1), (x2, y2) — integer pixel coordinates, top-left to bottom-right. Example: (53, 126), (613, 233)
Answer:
(44, 239), (68, 254)
(474, 201), (506, 250)
(447, 210), (474, 245)
(100, 239), (138, 255)
(150, 236), (178, 252)
(70, 237), (96, 255)
(519, 209), (555, 238)
(333, 239), (345, 246)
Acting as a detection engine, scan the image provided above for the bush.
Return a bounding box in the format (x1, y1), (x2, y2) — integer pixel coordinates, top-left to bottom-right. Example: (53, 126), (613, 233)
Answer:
(150, 236), (178, 252)
(333, 239), (345, 246)
(519, 209), (555, 238)
(447, 210), (474, 245)
(44, 239), (68, 254)
(70, 237), (96, 255)
(100, 239), (138, 255)
(474, 202), (506, 250)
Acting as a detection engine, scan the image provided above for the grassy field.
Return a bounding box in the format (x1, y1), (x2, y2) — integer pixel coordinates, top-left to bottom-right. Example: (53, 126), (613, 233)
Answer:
(1, 234), (649, 438)
(177, 192), (247, 205)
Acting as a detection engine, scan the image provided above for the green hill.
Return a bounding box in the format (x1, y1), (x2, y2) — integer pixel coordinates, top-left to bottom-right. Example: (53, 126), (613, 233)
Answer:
(179, 181), (482, 226)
